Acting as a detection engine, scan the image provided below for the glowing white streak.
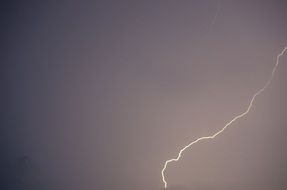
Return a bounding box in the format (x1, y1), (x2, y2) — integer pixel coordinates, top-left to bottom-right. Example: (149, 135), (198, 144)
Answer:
(161, 46), (287, 188)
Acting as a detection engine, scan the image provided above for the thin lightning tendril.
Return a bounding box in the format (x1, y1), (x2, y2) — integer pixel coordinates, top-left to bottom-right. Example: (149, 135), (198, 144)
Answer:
(161, 46), (287, 188)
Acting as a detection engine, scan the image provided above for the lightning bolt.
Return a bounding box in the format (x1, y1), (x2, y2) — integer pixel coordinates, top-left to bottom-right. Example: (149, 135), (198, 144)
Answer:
(161, 46), (287, 189)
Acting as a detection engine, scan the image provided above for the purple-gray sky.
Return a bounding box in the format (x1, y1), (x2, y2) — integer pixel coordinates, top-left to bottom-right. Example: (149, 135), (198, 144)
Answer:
(1, 1), (287, 190)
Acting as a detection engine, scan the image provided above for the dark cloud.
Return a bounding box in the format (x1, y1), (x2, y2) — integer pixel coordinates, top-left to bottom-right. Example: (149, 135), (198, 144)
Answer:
(0, 156), (36, 189)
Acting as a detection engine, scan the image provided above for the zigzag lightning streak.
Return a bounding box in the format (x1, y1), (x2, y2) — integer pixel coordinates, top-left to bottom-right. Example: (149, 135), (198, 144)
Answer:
(161, 46), (287, 188)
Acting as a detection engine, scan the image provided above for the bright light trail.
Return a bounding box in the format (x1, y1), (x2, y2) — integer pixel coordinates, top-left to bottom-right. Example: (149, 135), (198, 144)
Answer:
(161, 46), (287, 188)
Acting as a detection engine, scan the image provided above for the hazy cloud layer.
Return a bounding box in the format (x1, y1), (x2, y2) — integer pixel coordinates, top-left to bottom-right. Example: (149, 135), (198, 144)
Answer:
(1, 1), (287, 189)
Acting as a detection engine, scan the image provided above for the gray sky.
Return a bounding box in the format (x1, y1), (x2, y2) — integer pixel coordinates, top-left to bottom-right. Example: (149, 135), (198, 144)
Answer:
(1, 1), (287, 190)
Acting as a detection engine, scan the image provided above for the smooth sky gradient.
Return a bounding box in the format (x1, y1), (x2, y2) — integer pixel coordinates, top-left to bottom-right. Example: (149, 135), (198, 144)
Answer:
(1, 1), (287, 189)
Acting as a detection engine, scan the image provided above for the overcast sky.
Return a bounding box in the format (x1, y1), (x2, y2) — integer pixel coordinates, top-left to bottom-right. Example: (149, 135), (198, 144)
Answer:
(1, 1), (287, 190)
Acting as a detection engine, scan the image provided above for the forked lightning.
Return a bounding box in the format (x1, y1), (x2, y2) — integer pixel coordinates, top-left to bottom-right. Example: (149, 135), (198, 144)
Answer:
(161, 46), (287, 188)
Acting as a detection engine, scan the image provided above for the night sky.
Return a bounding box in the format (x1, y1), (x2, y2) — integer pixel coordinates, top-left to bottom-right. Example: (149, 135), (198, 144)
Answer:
(1, 1), (287, 190)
